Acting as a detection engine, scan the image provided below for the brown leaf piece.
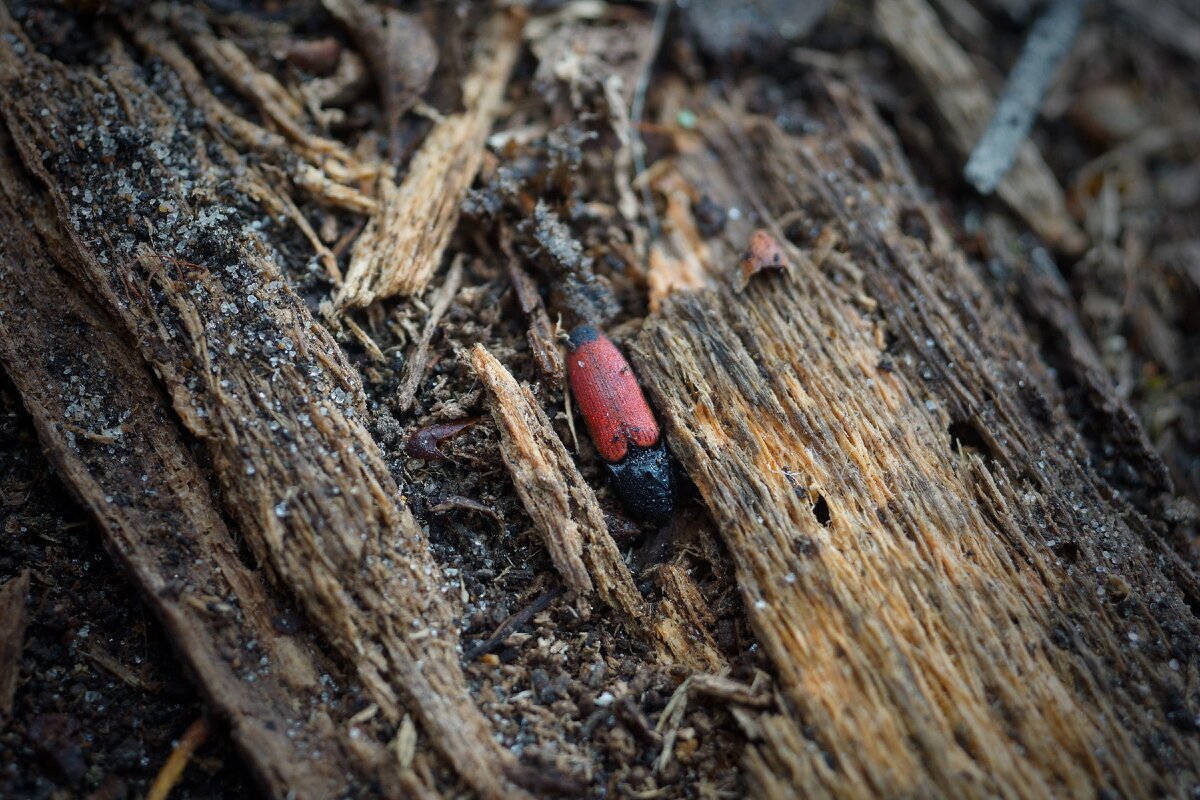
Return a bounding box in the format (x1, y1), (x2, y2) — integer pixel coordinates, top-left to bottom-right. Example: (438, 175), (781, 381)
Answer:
(735, 228), (791, 291)
(322, 0), (438, 161)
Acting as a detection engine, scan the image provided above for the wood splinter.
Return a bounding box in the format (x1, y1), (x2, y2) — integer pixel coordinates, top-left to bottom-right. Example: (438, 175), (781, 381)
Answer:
(146, 717), (209, 800)
(336, 8), (527, 309)
(0, 570), (31, 718)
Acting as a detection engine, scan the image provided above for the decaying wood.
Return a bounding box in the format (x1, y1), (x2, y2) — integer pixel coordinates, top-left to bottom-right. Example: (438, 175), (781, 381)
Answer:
(631, 78), (1200, 798)
(3, 2), (1197, 797)
(0, 146), (361, 798)
(0, 18), (526, 799)
(687, 673), (771, 710)
(0, 570), (30, 718)
(646, 169), (722, 310)
(337, 8), (526, 309)
(471, 344), (723, 670)
(875, 0), (1087, 254)
(129, 24), (378, 210)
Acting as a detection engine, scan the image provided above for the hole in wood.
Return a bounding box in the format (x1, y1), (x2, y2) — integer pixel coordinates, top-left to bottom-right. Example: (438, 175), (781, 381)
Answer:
(900, 205), (932, 246)
(812, 495), (831, 527)
(949, 419), (994, 460)
(1052, 538), (1081, 564)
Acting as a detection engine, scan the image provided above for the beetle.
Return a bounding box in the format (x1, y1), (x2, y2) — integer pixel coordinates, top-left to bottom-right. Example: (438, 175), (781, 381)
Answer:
(566, 325), (674, 525)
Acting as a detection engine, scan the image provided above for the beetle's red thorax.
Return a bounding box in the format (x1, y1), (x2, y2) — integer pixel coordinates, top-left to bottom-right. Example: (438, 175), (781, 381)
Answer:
(568, 331), (660, 463)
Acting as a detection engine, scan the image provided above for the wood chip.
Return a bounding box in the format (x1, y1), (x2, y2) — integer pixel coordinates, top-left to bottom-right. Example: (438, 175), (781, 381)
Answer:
(500, 227), (563, 384)
(687, 674), (772, 709)
(336, 8), (527, 308)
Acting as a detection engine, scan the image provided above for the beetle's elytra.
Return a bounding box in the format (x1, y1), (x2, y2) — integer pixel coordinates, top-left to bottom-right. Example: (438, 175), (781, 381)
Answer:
(567, 325), (673, 525)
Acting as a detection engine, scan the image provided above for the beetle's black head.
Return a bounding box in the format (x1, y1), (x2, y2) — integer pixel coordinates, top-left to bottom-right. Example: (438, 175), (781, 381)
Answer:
(604, 442), (674, 526)
(567, 325), (600, 350)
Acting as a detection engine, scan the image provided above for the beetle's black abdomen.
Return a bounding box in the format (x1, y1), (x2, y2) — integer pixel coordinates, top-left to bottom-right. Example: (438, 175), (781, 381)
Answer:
(603, 441), (674, 525)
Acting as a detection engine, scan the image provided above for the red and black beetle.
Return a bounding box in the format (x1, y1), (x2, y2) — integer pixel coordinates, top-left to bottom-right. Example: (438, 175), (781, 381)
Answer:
(567, 325), (674, 525)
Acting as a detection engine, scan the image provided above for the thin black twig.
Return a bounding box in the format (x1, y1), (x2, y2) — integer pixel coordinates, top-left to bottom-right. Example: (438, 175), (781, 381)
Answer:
(462, 585), (565, 661)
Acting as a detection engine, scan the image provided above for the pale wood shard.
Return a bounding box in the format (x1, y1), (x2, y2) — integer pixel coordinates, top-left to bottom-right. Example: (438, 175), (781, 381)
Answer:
(687, 673), (771, 710)
(470, 344), (724, 670)
(875, 0), (1088, 255)
(0, 570), (31, 718)
(395, 256), (465, 411)
(336, 8), (526, 308)
(631, 80), (1200, 799)
(471, 344), (601, 595)
(0, 21), (527, 800)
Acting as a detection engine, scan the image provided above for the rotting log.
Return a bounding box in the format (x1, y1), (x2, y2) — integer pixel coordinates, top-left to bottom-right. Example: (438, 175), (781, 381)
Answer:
(0, 138), (366, 798)
(630, 78), (1200, 798)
